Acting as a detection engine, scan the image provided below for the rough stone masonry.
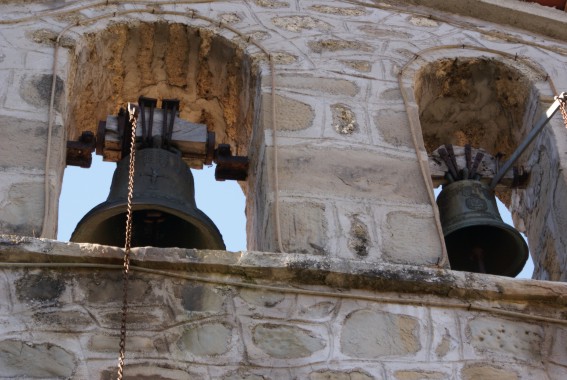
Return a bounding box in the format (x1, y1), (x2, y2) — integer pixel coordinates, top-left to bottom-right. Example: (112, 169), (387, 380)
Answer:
(1, 0), (567, 379)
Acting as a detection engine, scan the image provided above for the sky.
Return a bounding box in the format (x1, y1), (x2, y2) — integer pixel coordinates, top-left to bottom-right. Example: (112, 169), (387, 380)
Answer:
(58, 156), (534, 279)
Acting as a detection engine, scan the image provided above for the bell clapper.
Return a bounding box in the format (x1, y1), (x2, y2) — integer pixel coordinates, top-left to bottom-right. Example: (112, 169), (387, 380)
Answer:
(470, 246), (487, 274)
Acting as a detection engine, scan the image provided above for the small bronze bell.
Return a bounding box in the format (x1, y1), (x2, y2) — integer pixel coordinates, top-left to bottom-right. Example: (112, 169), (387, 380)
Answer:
(436, 180), (528, 277)
(71, 148), (225, 250)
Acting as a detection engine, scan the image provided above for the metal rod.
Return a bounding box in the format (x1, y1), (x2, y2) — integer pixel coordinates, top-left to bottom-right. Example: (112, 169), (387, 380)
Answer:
(489, 92), (566, 189)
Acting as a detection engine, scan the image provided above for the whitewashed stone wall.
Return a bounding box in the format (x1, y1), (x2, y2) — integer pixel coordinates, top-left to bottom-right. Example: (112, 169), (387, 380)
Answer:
(1, 237), (566, 379)
(1, 1), (567, 278)
(1, 1), (567, 379)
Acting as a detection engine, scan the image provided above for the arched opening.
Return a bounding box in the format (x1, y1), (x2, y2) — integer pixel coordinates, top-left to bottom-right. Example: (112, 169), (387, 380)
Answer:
(415, 57), (540, 277)
(58, 157), (246, 251)
(59, 21), (260, 250)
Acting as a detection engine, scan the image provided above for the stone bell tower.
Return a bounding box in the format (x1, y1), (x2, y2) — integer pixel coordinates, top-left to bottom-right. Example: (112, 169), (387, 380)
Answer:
(1, 1), (567, 379)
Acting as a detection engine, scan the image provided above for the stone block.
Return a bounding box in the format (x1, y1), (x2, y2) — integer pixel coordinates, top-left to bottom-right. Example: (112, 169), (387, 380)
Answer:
(262, 93), (315, 131)
(0, 174), (43, 236)
(548, 326), (567, 367)
(272, 15), (332, 33)
(26, 28), (76, 49)
(340, 309), (420, 358)
(274, 147), (430, 204)
(262, 200), (328, 255)
(358, 24), (413, 39)
(177, 322), (234, 357)
(375, 109), (413, 149)
(254, 0), (290, 9)
(382, 211), (441, 265)
(547, 363), (567, 380)
(309, 5), (368, 16)
(268, 51), (298, 64)
(19, 73), (64, 111)
(95, 308), (172, 330)
(308, 39), (373, 54)
(377, 83), (404, 102)
(0, 339), (76, 378)
(272, 74), (359, 97)
(99, 364), (200, 380)
(394, 370), (448, 380)
(429, 309), (461, 361)
(24, 51), (54, 70)
(32, 309), (94, 330)
(340, 60), (372, 72)
(294, 299), (338, 321)
(0, 115), (63, 169)
(347, 214), (371, 257)
(467, 317), (543, 362)
(235, 288), (297, 321)
(0, 273), (12, 314)
(252, 323), (326, 359)
(221, 371), (268, 380)
(332, 203), (380, 261)
(238, 288), (286, 309)
(89, 335), (155, 353)
(76, 272), (155, 305)
(460, 363), (518, 380)
(0, 47), (24, 69)
(332, 103), (358, 135)
(174, 283), (225, 313)
(15, 271), (65, 304)
(309, 370), (374, 380)
(321, 103), (372, 143)
(0, 70), (12, 101)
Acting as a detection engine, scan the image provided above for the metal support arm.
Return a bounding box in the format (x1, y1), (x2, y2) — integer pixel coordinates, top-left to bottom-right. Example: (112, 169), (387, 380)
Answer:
(490, 92), (567, 189)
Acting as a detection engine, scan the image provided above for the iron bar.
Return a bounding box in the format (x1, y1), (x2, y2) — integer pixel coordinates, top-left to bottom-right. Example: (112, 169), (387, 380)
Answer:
(490, 92), (567, 189)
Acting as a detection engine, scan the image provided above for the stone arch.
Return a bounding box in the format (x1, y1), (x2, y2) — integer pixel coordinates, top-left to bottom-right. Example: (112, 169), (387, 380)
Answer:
(415, 57), (537, 163)
(66, 21), (259, 154)
(62, 20), (263, 248)
(400, 47), (567, 280)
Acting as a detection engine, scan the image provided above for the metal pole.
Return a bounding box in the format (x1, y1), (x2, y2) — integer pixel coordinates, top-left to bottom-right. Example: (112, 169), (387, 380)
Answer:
(490, 92), (566, 189)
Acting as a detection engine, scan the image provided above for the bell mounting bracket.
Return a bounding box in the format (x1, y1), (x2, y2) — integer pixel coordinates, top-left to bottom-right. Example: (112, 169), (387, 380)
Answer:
(430, 92), (567, 190)
(66, 96), (249, 181)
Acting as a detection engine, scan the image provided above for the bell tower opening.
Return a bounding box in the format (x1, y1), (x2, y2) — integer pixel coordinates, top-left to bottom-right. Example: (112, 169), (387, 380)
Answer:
(58, 21), (259, 251)
(415, 57), (541, 277)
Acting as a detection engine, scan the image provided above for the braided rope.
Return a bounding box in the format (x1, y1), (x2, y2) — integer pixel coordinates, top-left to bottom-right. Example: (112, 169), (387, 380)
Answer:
(117, 103), (138, 380)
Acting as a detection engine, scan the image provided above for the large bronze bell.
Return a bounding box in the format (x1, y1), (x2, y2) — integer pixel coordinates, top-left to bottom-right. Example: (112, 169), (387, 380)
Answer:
(71, 148), (225, 250)
(436, 180), (528, 277)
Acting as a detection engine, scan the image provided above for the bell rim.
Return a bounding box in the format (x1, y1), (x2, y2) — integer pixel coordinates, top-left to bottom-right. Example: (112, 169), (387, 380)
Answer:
(70, 198), (225, 250)
(444, 220), (529, 277)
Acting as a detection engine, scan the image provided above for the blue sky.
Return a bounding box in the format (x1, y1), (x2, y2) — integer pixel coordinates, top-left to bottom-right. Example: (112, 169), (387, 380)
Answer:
(58, 156), (533, 279)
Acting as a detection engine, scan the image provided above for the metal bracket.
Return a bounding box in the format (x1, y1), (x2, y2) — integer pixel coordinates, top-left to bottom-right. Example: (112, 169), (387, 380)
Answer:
(66, 131), (96, 168)
(161, 98), (180, 148)
(214, 144), (249, 181)
(66, 98), (249, 181)
(490, 92), (567, 189)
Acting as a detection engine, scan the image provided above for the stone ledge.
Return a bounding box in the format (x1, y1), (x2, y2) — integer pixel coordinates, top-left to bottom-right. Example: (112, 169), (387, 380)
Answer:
(1, 235), (567, 310)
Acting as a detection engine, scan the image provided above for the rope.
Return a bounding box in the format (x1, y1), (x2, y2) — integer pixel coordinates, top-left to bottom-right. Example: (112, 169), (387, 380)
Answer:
(397, 72), (449, 268)
(40, 38), (60, 238)
(117, 103), (138, 380)
(269, 57), (285, 254)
